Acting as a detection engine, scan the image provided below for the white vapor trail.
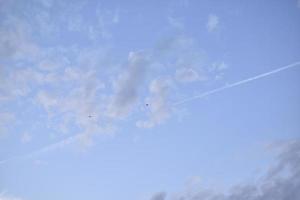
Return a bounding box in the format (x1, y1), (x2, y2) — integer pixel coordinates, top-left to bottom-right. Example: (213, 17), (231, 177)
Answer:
(173, 61), (300, 106)
(0, 135), (79, 166)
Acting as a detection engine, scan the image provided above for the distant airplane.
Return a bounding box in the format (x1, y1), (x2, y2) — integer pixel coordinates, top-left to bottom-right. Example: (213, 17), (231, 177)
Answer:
(88, 115), (92, 118)
(146, 104), (149, 106)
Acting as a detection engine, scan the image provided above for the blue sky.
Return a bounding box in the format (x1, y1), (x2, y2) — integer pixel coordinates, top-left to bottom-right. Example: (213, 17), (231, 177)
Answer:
(0, 0), (300, 200)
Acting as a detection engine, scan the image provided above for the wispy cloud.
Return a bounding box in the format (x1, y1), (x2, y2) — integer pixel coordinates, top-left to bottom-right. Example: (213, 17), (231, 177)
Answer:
(0, 112), (14, 137)
(0, 18), (39, 60)
(136, 78), (173, 128)
(20, 132), (32, 143)
(210, 61), (228, 80)
(0, 134), (79, 166)
(150, 192), (167, 200)
(168, 16), (184, 29)
(175, 68), (205, 82)
(0, 192), (23, 200)
(207, 14), (219, 32)
(107, 51), (150, 119)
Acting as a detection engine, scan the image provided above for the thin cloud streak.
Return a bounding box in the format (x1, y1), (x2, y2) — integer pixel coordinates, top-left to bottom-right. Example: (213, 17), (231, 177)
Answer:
(173, 61), (300, 106)
(0, 134), (79, 166)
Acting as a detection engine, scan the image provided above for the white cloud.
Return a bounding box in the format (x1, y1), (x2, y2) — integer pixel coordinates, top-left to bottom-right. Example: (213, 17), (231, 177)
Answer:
(149, 192), (167, 200)
(154, 35), (195, 58)
(211, 61), (228, 71)
(38, 56), (69, 71)
(0, 67), (61, 102)
(0, 112), (15, 137)
(112, 8), (120, 24)
(0, 16), (39, 60)
(107, 51), (149, 119)
(95, 5), (121, 39)
(136, 78), (173, 128)
(33, 62), (111, 147)
(168, 16), (184, 29)
(21, 132), (32, 143)
(40, 0), (53, 8)
(175, 68), (205, 82)
(36, 91), (58, 112)
(33, 159), (48, 166)
(207, 14), (219, 32)
(63, 67), (81, 81)
(0, 192), (23, 200)
(210, 61), (228, 80)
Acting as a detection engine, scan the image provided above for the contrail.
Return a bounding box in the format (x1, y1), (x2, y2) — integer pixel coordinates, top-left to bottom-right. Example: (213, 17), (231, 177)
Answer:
(173, 61), (300, 106)
(0, 134), (79, 166)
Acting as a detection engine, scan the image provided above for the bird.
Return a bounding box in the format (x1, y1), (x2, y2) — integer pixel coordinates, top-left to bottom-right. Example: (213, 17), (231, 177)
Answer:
(146, 104), (149, 106)
(88, 115), (92, 118)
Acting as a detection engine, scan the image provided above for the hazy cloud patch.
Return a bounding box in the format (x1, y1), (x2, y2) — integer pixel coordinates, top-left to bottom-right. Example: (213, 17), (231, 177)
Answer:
(0, 112), (15, 137)
(210, 62), (228, 80)
(136, 78), (173, 128)
(21, 132), (32, 143)
(175, 68), (205, 82)
(108, 51), (149, 119)
(150, 192), (167, 200)
(0, 192), (23, 200)
(207, 14), (219, 32)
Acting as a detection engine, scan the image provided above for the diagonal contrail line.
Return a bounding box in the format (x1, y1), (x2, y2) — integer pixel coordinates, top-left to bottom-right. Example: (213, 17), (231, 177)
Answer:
(173, 61), (300, 106)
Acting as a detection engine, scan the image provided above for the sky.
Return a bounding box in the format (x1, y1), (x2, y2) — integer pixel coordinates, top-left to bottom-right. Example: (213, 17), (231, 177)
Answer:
(0, 0), (300, 200)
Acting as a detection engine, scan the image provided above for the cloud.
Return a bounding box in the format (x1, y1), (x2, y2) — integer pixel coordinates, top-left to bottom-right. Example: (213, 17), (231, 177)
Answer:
(135, 34), (221, 128)
(210, 62), (228, 80)
(0, 66), (62, 102)
(153, 35), (195, 58)
(38, 56), (70, 72)
(136, 78), (173, 128)
(107, 51), (149, 119)
(0, 192), (23, 200)
(175, 68), (205, 82)
(211, 62), (228, 72)
(94, 5), (121, 39)
(33, 159), (48, 166)
(112, 8), (120, 24)
(168, 16), (184, 29)
(36, 91), (58, 112)
(0, 14), (39, 60)
(20, 132), (32, 143)
(35, 76), (111, 147)
(152, 35), (208, 83)
(207, 14), (219, 32)
(0, 112), (14, 137)
(150, 192), (167, 200)
(149, 139), (300, 200)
